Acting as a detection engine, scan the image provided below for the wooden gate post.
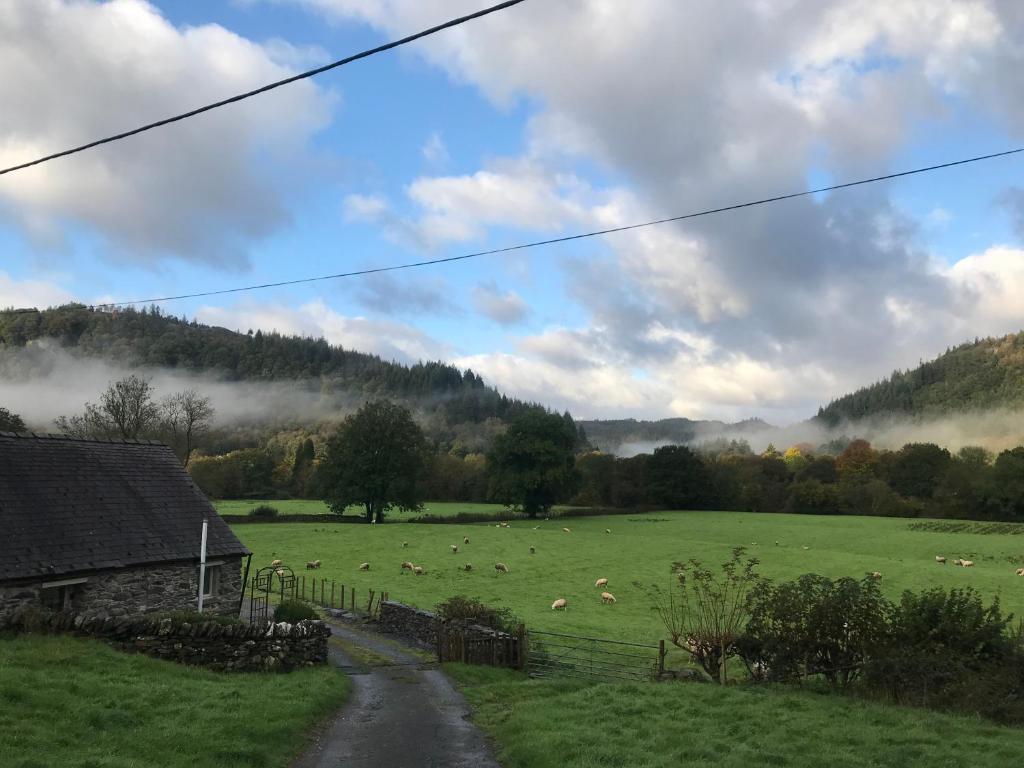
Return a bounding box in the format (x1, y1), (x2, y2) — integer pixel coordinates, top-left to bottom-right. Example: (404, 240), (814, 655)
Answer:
(658, 640), (666, 675)
(330, 581), (335, 608)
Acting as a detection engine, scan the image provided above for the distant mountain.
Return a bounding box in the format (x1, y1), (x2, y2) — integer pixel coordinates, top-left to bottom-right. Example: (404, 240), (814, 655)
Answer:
(578, 416), (772, 455)
(816, 332), (1024, 425)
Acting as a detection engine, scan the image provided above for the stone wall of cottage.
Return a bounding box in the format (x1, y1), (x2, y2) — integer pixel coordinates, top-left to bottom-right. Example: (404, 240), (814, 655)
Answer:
(0, 557), (243, 625)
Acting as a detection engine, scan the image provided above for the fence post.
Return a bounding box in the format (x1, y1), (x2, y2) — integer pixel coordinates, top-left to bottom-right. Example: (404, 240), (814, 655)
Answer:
(658, 640), (665, 675)
(330, 581), (335, 609)
(350, 586), (355, 610)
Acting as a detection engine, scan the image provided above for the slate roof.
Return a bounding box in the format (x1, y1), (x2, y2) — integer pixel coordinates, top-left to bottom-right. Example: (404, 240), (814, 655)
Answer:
(0, 432), (249, 581)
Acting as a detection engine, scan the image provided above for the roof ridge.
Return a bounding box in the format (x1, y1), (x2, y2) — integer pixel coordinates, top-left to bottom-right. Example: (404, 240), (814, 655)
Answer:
(0, 431), (168, 446)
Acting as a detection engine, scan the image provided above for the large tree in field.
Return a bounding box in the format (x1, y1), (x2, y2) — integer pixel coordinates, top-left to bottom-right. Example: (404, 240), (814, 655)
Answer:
(646, 445), (714, 509)
(318, 400), (429, 523)
(486, 409), (579, 518)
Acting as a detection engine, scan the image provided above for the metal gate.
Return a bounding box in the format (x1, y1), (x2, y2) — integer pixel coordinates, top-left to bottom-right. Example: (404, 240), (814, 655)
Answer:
(247, 564), (296, 624)
(527, 630), (665, 681)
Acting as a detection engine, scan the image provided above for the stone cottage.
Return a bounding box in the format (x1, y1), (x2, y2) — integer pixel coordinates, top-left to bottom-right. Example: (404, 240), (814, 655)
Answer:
(0, 432), (250, 624)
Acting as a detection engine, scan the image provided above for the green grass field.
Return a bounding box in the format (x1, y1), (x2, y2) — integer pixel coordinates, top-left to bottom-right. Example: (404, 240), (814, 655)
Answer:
(215, 499), (520, 519)
(0, 635), (350, 768)
(232, 510), (1024, 646)
(446, 664), (1024, 768)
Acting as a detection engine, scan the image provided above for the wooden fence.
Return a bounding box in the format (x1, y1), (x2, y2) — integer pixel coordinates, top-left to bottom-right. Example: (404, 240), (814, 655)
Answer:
(436, 622), (526, 669)
(526, 630), (665, 682)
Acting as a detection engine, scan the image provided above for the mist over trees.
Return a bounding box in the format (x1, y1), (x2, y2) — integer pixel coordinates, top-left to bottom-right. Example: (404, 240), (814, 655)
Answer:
(54, 374), (214, 465)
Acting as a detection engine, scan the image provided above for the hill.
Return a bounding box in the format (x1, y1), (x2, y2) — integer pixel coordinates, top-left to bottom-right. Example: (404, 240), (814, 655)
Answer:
(0, 304), (544, 439)
(816, 332), (1024, 425)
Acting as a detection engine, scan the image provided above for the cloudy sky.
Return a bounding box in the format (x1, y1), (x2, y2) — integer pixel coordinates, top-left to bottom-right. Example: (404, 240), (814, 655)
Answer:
(2, 0), (1024, 423)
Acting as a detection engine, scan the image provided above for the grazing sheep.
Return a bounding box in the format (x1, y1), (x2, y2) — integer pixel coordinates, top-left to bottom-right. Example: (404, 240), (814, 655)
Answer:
(774, 541), (780, 546)
(935, 555), (947, 564)
(313, 559), (321, 568)
(270, 559), (282, 567)
(463, 536), (470, 545)
(595, 578), (608, 588)
(870, 571), (882, 579)
(529, 546), (536, 554)
(952, 558), (963, 566)
(306, 561), (317, 570)
(500, 522), (510, 528)
(402, 541), (408, 548)
(464, 563), (473, 571)
(359, 562), (370, 571)
(532, 525), (540, 530)
(961, 560), (975, 568)
(495, 562), (510, 574)
(451, 545), (459, 554)
(551, 598), (567, 610)
(1015, 568), (1024, 577)
(802, 546), (810, 550)
(562, 527), (571, 533)
(413, 566), (424, 575)
(401, 561), (414, 570)
(275, 568), (285, 577)
(601, 592), (616, 604)
(605, 529), (611, 534)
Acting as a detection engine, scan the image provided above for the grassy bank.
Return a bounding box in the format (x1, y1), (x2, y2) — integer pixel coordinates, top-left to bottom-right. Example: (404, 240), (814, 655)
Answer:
(447, 665), (1024, 767)
(233, 510), (1024, 646)
(0, 635), (349, 768)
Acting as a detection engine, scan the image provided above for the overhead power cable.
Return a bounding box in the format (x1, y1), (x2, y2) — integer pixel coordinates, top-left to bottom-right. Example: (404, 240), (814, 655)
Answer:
(65, 146), (1021, 310)
(0, 0), (528, 177)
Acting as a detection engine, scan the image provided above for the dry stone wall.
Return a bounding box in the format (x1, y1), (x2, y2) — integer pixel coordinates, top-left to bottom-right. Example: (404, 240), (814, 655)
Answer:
(10, 611), (330, 671)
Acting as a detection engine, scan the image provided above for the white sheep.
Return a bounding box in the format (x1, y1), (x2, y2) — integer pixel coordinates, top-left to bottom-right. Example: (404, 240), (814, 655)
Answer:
(952, 558), (964, 566)
(451, 544), (459, 554)
(305, 560), (317, 570)
(594, 578), (608, 588)
(605, 528), (611, 534)
(529, 546), (536, 554)
(935, 555), (947, 564)
(413, 565), (424, 575)
(562, 527), (571, 533)
(961, 559), (975, 568)
(601, 592), (616, 604)
(275, 568), (285, 577)
(1015, 568), (1024, 577)
(551, 598), (567, 610)
(870, 571), (882, 579)
(495, 562), (510, 574)
(463, 536), (470, 545)
(401, 561), (414, 570)
(270, 559), (282, 567)
(402, 541), (408, 548)
(464, 563), (473, 571)
(358, 562), (370, 571)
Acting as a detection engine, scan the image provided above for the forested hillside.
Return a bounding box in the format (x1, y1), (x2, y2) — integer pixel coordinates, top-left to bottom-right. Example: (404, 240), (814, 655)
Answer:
(0, 305), (538, 427)
(817, 332), (1024, 425)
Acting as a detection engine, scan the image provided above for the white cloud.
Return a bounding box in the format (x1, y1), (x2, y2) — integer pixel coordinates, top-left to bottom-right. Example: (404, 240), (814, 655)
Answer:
(421, 131), (450, 166)
(471, 281), (528, 325)
(0, 0), (333, 266)
(196, 299), (452, 363)
(0, 273), (73, 309)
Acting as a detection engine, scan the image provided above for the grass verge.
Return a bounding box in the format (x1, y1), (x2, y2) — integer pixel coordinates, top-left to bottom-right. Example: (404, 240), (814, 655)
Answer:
(0, 635), (350, 768)
(445, 664), (1024, 768)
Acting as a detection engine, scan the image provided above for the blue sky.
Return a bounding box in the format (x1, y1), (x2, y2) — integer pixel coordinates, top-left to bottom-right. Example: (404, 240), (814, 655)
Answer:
(2, 0), (1024, 423)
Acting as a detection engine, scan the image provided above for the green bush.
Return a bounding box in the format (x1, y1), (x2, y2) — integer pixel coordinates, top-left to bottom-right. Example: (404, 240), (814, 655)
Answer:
(248, 504), (280, 521)
(435, 596), (518, 633)
(274, 600), (317, 623)
(738, 574), (890, 687)
(863, 587), (1017, 715)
